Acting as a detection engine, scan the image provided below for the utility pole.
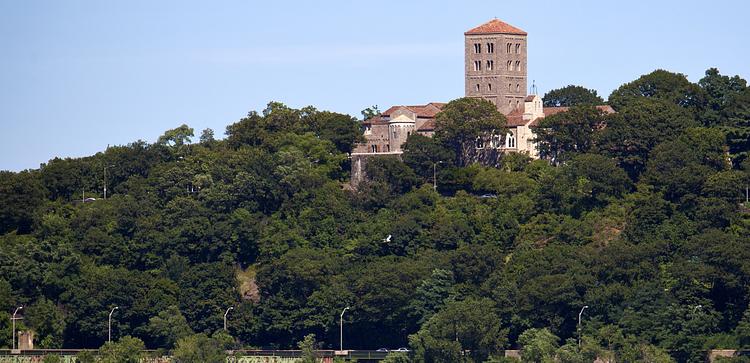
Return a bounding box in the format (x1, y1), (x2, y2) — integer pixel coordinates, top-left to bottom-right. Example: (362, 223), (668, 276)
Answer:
(12, 306), (23, 350)
(340, 306), (350, 351)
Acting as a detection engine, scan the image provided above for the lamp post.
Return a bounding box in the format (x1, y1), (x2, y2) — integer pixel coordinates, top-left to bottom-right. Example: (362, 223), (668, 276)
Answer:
(578, 305), (589, 348)
(340, 306), (350, 351)
(12, 306), (22, 350)
(433, 161), (444, 191)
(224, 307), (234, 331)
(103, 164), (114, 199)
(108, 306), (119, 342)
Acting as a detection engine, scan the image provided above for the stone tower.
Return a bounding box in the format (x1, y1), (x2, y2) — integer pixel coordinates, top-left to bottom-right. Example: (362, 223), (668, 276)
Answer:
(465, 19), (528, 115)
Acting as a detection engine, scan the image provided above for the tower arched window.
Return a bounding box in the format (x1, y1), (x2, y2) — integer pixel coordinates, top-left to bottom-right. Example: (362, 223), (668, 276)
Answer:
(488, 83), (492, 91)
(506, 132), (516, 148)
(516, 84), (520, 92)
(515, 43), (520, 54)
(508, 83), (512, 91)
(487, 43), (494, 53)
(507, 43), (512, 53)
(474, 43), (481, 53)
(476, 84), (480, 92)
(515, 61), (521, 72)
(474, 60), (481, 71)
(486, 60), (493, 70)
(507, 60), (512, 71)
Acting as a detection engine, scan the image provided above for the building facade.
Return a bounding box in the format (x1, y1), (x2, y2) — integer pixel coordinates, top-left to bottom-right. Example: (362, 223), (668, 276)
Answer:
(464, 19), (528, 115)
(350, 18), (614, 183)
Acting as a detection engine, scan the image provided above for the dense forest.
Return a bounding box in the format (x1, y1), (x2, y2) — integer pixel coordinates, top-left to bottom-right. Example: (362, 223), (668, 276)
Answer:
(1, 68), (749, 363)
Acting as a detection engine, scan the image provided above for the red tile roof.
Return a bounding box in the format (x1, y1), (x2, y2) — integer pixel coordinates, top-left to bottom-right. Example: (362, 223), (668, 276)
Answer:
(505, 109), (527, 127)
(382, 102), (446, 119)
(465, 19), (527, 36)
(417, 120), (436, 131)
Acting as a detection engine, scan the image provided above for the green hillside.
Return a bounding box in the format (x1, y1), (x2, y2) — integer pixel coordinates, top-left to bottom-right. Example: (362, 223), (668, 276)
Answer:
(1, 69), (749, 363)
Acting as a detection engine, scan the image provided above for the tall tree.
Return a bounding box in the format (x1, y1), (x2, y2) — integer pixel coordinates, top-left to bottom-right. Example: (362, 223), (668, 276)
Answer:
(608, 69), (706, 114)
(698, 68), (747, 127)
(533, 105), (607, 163)
(543, 85), (604, 107)
(596, 98), (697, 180)
(434, 97), (507, 166)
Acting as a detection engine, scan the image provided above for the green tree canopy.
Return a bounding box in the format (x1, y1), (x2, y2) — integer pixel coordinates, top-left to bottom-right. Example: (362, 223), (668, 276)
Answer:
(542, 85), (604, 107)
(434, 98), (507, 166)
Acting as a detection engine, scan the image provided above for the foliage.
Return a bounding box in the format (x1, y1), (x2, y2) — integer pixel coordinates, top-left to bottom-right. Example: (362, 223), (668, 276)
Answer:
(533, 106), (606, 163)
(144, 305), (193, 348)
(97, 336), (145, 363)
(0, 73), (748, 363)
(172, 333), (227, 363)
(542, 85), (604, 107)
(518, 328), (559, 363)
(434, 97), (507, 166)
(608, 69), (706, 113)
(298, 333), (319, 363)
(75, 350), (96, 363)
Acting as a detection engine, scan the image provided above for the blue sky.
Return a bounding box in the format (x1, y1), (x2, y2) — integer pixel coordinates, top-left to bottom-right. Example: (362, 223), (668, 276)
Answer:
(1, 0), (748, 171)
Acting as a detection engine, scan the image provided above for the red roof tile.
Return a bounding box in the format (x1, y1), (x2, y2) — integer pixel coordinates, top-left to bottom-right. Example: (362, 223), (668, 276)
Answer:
(382, 103), (446, 119)
(505, 109), (527, 127)
(465, 19), (527, 36)
(417, 120), (436, 131)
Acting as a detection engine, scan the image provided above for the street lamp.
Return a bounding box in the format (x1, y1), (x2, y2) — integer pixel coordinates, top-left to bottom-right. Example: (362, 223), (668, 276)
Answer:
(433, 161), (444, 191)
(340, 306), (350, 351)
(224, 307), (234, 331)
(108, 306), (119, 342)
(12, 306), (22, 350)
(578, 305), (589, 348)
(103, 164), (114, 199)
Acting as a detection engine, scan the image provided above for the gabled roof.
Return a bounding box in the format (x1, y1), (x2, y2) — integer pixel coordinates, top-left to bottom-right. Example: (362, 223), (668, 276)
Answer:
(382, 102), (446, 119)
(465, 19), (527, 36)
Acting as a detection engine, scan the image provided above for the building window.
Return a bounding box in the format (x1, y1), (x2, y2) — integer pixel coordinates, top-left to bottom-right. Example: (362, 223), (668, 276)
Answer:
(491, 134), (503, 148)
(506, 132), (516, 148)
(506, 43), (512, 53)
(486, 60), (494, 70)
(475, 137), (485, 149)
(508, 100), (512, 108)
(516, 84), (520, 92)
(474, 60), (481, 71)
(371, 145), (377, 153)
(475, 84), (480, 92)
(516, 100), (520, 108)
(474, 43), (481, 53)
(488, 83), (492, 91)
(386, 145), (390, 152)
(515, 61), (521, 72)
(487, 43), (494, 53)
(515, 43), (520, 54)
(507, 60), (512, 71)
